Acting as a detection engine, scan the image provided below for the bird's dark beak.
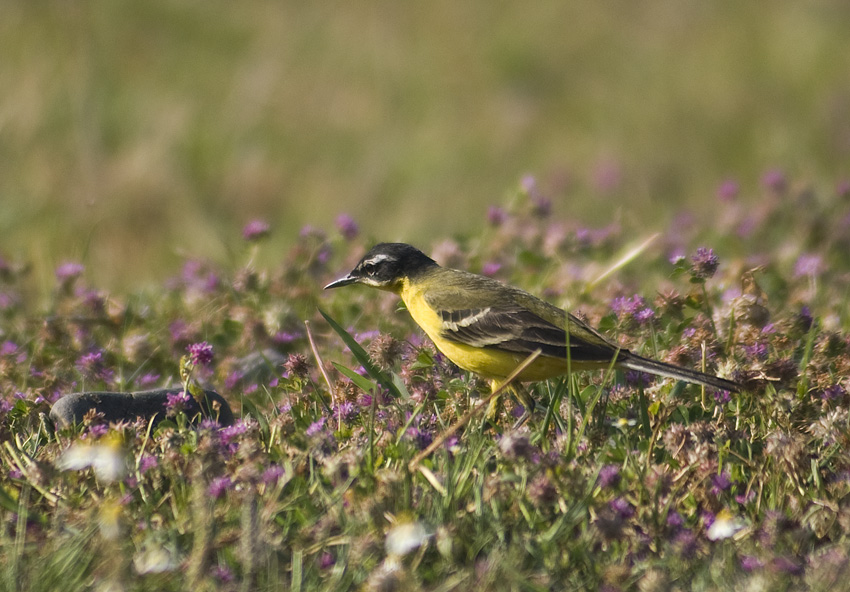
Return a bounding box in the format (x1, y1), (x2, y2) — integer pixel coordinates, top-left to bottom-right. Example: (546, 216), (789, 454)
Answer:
(323, 274), (359, 290)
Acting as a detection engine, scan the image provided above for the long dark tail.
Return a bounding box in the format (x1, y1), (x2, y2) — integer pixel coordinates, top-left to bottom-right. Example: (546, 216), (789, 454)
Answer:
(619, 352), (741, 392)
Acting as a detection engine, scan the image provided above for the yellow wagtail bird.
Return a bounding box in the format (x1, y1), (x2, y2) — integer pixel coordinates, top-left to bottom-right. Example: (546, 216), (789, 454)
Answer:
(325, 243), (741, 419)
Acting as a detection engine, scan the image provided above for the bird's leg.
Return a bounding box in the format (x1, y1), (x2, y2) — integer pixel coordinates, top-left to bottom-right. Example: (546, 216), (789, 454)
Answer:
(486, 380), (536, 428)
(483, 379), (538, 429)
(485, 379), (504, 424)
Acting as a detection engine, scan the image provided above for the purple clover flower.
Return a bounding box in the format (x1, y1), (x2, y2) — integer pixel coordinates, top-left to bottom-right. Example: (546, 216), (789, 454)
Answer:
(611, 295), (655, 325)
(77, 351), (102, 370)
(318, 552), (335, 570)
(717, 179), (740, 201)
(187, 341), (214, 366)
(713, 389), (732, 404)
(521, 174), (537, 193)
(793, 253), (824, 279)
(735, 490), (755, 505)
(207, 476), (231, 499)
(86, 424), (108, 438)
(76, 351), (113, 383)
(0, 291), (18, 311)
(634, 307), (655, 324)
(334, 401), (359, 424)
(220, 420), (249, 445)
(710, 471), (733, 496)
(597, 465), (621, 489)
(283, 353), (309, 379)
(667, 510), (684, 528)
(273, 331), (301, 344)
(611, 295), (643, 317)
(335, 214), (359, 240)
(299, 225), (325, 240)
(609, 497), (634, 519)
(199, 418), (221, 431)
(225, 370), (244, 389)
(669, 249), (686, 265)
(354, 330), (380, 343)
(487, 205), (507, 226)
(744, 342), (768, 359)
(444, 435), (460, 453)
(691, 247), (719, 280)
(82, 290), (105, 313)
(169, 320), (194, 344)
(740, 555), (764, 572)
(521, 175), (551, 217)
(306, 416), (327, 438)
(165, 390), (192, 414)
(180, 259), (220, 293)
(212, 565), (235, 583)
(770, 556), (803, 576)
(820, 384), (846, 401)
(242, 219), (270, 241)
(762, 168), (787, 193)
(673, 529), (699, 559)
(262, 464), (285, 484)
(736, 216), (757, 239)
(137, 373), (160, 387)
(406, 426), (433, 450)
(55, 262), (85, 282)
(139, 455), (158, 473)
(481, 261), (502, 276)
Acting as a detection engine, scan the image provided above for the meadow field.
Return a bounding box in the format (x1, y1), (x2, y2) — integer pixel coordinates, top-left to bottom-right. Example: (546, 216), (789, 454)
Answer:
(2, 2), (850, 591)
(2, 1), (850, 290)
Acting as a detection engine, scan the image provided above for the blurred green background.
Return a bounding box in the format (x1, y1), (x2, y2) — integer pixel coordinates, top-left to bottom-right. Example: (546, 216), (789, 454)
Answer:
(2, 1), (849, 290)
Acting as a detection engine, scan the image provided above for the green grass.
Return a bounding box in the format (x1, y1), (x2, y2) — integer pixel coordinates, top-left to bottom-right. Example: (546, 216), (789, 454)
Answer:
(2, 178), (850, 590)
(2, 3), (850, 589)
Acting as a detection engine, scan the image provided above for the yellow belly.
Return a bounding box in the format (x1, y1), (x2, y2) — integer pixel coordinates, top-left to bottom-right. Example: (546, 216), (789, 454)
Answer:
(399, 278), (600, 382)
(427, 338), (572, 381)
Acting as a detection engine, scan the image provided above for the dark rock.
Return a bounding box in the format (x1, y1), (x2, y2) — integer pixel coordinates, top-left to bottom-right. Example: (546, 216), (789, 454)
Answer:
(49, 388), (235, 428)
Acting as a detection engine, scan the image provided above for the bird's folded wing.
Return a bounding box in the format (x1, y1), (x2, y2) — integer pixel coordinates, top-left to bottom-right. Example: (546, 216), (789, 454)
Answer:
(433, 304), (617, 362)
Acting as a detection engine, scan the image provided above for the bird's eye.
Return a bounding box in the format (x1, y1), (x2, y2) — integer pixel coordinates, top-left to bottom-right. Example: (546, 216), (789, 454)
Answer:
(361, 263), (376, 275)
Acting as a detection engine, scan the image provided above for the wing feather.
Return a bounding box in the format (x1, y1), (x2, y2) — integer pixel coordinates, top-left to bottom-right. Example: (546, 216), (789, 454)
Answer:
(419, 270), (621, 363)
(437, 305), (616, 362)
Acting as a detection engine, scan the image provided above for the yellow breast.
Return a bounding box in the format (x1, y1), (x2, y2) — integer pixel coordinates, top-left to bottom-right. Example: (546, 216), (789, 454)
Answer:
(398, 278), (582, 382)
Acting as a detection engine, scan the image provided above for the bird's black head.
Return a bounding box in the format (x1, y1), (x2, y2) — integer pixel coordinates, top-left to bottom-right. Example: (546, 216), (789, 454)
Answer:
(324, 243), (438, 291)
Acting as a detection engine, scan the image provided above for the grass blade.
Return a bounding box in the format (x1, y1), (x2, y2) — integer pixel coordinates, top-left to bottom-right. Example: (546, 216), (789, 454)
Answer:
(318, 308), (403, 400)
(587, 233), (660, 291)
(331, 362), (377, 393)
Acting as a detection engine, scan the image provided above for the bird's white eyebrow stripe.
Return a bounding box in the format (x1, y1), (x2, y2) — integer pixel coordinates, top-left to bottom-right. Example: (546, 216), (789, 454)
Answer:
(362, 254), (394, 266)
(439, 307), (492, 331)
